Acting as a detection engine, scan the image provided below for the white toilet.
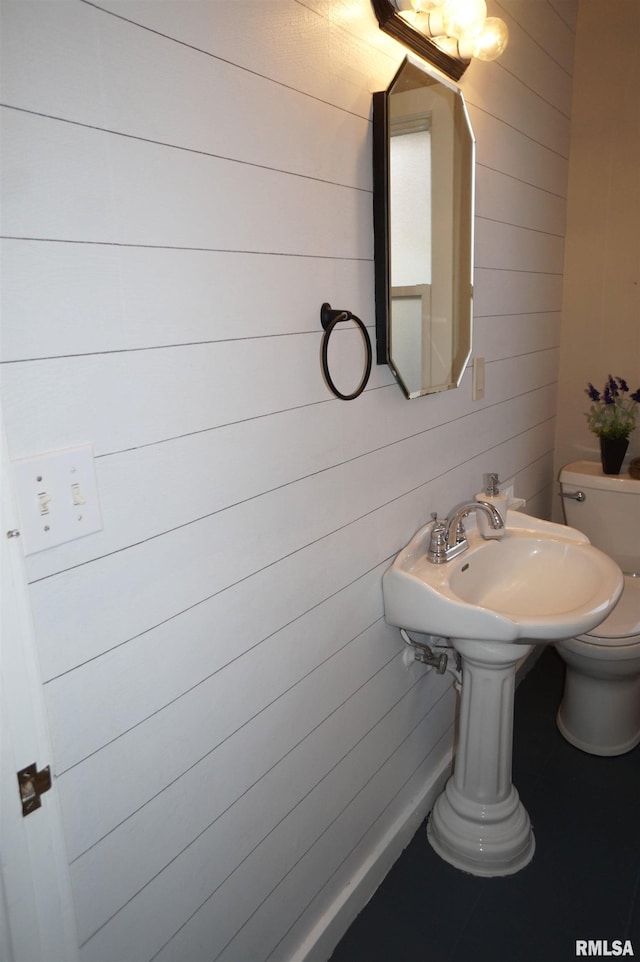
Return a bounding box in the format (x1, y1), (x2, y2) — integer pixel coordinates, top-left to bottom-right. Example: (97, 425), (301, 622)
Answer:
(557, 460), (640, 756)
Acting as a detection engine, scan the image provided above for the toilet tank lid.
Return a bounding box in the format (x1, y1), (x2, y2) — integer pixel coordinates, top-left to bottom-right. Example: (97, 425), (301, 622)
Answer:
(585, 577), (640, 642)
(560, 460), (640, 494)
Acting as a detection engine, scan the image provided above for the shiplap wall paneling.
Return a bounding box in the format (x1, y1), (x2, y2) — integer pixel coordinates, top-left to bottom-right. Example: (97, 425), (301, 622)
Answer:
(77, 648), (456, 961)
(460, 0), (576, 517)
(0, 0), (577, 959)
(165, 695), (456, 962)
(0, 239), (376, 360)
(1, 112), (372, 258)
(475, 164), (567, 235)
(468, 103), (569, 189)
(0, 1), (378, 182)
(63, 573), (395, 912)
(472, 312), (561, 365)
(476, 0), (574, 485)
(15, 352), (559, 588)
(28, 359), (559, 684)
(475, 220), (566, 273)
(70, 624), (419, 949)
(2, 331), (389, 459)
(94, 0), (407, 117)
(501, 0), (578, 68)
(40, 382), (557, 777)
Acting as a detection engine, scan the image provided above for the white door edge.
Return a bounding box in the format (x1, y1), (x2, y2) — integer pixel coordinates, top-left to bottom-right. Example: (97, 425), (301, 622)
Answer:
(1, 415), (79, 962)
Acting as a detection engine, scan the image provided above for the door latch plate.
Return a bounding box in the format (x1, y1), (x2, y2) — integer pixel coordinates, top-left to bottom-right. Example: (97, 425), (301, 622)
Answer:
(17, 762), (52, 816)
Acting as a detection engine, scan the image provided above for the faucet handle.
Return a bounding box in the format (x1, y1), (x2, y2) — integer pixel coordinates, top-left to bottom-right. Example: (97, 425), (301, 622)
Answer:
(430, 512), (447, 533)
(453, 518), (466, 544)
(428, 514), (448, 564)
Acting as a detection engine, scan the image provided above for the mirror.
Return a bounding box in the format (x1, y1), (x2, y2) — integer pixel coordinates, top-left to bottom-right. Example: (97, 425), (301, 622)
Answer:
(373, 56), (474, 399)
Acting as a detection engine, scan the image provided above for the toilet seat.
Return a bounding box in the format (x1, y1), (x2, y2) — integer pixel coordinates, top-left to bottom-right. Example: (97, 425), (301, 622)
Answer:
(579, 576), (640, 647)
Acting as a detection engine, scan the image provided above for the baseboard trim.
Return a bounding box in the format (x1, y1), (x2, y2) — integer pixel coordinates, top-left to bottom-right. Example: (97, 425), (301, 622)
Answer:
(294, 750), (453, 962)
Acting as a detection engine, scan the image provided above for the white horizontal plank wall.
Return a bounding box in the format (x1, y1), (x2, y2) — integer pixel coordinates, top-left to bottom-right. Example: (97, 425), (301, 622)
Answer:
(0, 1), (576, 960)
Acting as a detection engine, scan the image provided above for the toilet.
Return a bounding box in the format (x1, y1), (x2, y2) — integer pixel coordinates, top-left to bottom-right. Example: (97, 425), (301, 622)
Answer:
(556, 460), (640, 756)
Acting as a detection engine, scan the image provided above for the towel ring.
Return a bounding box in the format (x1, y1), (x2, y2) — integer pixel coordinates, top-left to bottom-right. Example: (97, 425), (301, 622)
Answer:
(320, 303), (372, 401)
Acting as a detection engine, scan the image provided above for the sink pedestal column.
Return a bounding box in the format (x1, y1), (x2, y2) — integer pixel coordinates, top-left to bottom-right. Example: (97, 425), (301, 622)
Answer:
(427, 638), (535, 876)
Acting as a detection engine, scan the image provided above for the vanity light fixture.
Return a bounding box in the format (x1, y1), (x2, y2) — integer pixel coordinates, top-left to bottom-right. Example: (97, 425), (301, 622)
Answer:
(371, 0), (508, 81)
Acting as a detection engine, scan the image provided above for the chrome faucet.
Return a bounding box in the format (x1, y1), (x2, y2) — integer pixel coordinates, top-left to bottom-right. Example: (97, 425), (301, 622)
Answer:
(427, 500), (504, 564)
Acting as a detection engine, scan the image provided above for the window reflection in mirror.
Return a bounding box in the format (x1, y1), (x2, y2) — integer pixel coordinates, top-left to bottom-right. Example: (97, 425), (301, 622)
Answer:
(373, 57), (474, 399)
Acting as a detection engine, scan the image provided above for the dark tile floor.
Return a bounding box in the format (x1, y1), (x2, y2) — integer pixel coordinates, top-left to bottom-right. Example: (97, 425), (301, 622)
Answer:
(330, 648), (640, 962)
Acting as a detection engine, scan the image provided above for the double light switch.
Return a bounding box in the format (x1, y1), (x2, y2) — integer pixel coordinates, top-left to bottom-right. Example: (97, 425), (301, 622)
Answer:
(11, 444), (103, 555)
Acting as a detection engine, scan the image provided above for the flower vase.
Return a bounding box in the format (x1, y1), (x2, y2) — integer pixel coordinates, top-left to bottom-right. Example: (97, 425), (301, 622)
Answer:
(600, 437), (629, 475)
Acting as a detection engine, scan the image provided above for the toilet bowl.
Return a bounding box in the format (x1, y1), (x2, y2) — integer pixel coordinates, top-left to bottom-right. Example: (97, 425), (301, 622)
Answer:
(556, 461), (640, 756)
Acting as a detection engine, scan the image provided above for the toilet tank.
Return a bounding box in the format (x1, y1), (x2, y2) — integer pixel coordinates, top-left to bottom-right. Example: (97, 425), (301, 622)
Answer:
(559, 460), (640, 574)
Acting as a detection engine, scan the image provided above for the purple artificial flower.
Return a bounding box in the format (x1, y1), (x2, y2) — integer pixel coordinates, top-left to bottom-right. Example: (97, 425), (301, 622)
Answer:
(586, 383), (601, 402)
(585, 376), (639, 440)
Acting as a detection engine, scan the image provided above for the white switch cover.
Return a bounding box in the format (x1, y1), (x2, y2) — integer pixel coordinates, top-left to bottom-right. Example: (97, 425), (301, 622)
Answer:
(12, 445), (103, 555)
(472, 356), (485, 400)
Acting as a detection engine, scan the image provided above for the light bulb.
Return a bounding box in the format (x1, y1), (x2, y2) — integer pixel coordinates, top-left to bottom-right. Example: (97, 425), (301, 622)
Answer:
(432, 35), (460, 56)
(457, 16), (509, 60)
(410, 0), (447, 11)
(394, 0), (447, 18)
(441, 0), (487, 40)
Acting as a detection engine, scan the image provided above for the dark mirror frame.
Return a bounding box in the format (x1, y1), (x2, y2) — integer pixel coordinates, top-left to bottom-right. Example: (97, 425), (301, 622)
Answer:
(371, 0), (469, 82)
(372, 86), (392, 368)
(373, 56), (474, 398)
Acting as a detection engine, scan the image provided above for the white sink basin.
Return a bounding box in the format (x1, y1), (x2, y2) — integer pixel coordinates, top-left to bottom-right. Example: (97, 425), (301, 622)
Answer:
(384, 511), (623, 643)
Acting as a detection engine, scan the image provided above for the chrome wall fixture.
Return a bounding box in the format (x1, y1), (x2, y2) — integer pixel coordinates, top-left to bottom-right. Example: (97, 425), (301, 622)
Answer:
(371, 0), (509, 81)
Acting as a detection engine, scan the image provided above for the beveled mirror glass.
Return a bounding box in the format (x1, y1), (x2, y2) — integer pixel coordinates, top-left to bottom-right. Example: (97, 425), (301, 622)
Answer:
(373, 56), (474, 399)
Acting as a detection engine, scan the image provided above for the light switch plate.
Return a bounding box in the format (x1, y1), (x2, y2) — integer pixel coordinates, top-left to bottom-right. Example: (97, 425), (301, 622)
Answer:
(472, 356), (485, 400)
(12, 445), (103, 555)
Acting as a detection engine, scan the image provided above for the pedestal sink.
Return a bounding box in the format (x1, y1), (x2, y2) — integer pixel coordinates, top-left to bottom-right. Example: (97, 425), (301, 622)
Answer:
(383, 510), (623, 876)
